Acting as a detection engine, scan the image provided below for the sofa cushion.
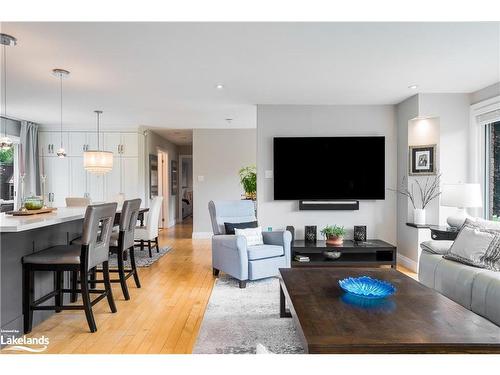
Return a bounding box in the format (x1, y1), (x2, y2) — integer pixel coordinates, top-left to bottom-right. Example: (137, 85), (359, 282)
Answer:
(471, 270), (500, 326)
(434, 257), (488, 309)
(420, 240), (454, 255)
(247, 244), (284, 260)
(418, 251), (445, 289)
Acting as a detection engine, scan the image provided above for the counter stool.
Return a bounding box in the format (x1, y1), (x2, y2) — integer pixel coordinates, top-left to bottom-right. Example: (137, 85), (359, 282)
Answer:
(91, 199), (142, 300)
(22, 203), (118, 334)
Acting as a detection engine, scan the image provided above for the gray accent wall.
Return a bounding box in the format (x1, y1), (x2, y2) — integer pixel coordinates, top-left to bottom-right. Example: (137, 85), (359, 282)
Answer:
(193, 129), (256, 234)
(256, 105), (397, 244)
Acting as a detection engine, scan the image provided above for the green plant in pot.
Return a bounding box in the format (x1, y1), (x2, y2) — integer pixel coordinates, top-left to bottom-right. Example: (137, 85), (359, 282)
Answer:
(321, 225), (346, 245)
(239, 165), (256, 200)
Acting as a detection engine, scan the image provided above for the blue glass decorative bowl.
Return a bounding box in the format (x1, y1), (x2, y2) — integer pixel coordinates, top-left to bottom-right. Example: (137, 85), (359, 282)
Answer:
(338, 276), (396, 299)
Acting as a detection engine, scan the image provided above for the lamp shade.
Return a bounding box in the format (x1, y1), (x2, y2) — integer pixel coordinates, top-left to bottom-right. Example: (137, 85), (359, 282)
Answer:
(83, 150), (113, 175)
(441, 183), (482, 208)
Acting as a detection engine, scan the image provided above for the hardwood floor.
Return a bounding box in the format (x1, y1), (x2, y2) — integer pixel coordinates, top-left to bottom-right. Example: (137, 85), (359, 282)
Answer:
(3, 217), (215, 354)
(1, 218), (416, 354)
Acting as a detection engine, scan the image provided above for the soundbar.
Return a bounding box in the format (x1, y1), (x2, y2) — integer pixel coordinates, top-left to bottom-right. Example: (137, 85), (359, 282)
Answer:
(299, 200), (359, 211)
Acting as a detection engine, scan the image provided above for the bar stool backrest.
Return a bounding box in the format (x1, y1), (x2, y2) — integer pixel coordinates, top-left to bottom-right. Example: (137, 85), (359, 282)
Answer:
(119, 198), (141, 250)
(80, 203), (117, 270)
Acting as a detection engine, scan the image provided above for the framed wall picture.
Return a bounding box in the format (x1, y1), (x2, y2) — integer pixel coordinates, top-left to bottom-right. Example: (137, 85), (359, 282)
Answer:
(409, 144), (437, 175)
(171, 160), (178, 195)
(149, 154), (158, 198)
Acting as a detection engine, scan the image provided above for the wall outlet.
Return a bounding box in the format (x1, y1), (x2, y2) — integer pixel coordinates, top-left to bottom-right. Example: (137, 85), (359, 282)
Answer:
(265, 170), (273, 179)
(197, 175), (205, 182)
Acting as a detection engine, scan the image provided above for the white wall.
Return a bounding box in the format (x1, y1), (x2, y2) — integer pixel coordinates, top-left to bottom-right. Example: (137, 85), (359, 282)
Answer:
(193, 129), (256, 235)
(256, 105), (397, 244)
(418, 94), (471, 225)
(143, 129), (179, 227)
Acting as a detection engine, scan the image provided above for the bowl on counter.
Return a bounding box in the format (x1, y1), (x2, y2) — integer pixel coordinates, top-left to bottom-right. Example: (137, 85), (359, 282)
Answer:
(23, 196), (44, 210)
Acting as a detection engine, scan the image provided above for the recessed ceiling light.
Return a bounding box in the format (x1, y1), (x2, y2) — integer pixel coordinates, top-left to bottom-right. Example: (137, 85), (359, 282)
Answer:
(225, 118), (233, 125)
(215, 84), (224, 89)
(408, 84), (418, 90)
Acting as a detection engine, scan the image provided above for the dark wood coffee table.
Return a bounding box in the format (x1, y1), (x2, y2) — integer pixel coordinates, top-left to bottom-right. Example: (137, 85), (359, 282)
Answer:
(279, 268), (500, 353)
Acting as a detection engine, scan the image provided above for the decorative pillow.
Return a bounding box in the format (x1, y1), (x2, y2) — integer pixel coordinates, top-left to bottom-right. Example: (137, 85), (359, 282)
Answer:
(466, 217), (500, 231)
(224, 220), (258, 235)
(420, 240), (454, 255)
(444, 223), (500, 270)
(235, 227), (264, 246)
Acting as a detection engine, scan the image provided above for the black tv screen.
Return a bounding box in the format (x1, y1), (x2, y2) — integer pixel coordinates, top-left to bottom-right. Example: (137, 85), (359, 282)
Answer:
(273, 136), (385, 200)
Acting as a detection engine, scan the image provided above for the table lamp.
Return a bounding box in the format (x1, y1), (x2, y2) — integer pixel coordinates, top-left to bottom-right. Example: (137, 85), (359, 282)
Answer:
(441, 183), (482, 228)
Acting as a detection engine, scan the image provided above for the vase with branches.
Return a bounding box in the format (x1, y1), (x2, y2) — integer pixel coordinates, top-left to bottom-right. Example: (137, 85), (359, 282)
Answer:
(391, 173), (441, 224)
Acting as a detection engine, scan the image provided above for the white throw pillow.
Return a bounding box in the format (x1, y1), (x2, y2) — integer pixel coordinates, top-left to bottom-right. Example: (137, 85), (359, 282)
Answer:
(446, 225), (495, 265)
(235, 227), (264, 246)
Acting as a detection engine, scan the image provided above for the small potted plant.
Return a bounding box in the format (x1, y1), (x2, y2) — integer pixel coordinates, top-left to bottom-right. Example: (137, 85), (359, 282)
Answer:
(321, 225), (346, 245)
(239, 165), (257, 200)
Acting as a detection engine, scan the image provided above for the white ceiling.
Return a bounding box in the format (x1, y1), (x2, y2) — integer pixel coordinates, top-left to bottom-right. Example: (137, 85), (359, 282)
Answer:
(1, 22), (499, 130)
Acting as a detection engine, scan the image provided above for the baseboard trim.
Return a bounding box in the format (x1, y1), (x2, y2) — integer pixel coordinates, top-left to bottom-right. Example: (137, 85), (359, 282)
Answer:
(397, 253), (418, 273)
(192, 232), (213, 239)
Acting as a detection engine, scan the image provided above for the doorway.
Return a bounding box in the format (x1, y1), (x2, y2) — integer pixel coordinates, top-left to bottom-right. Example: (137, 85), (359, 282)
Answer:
(157, 149), (169, 229)
(178, 154), (193, 222)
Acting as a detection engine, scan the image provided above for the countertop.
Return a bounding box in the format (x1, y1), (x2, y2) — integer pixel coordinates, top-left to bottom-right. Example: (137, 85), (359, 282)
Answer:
(0, 207), (86, 233)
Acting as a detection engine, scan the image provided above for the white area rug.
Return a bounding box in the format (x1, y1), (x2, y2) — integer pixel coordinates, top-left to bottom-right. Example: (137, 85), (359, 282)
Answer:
(193, 275), (304, 354)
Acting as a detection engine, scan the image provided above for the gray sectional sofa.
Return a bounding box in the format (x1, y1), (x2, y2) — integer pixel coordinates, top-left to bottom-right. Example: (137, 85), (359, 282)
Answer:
(419, 243), (500, 327)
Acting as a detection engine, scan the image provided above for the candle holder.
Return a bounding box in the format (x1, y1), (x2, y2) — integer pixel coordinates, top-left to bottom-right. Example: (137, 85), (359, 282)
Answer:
(40, 175), (47, 209)
(19, 173), (27, 211)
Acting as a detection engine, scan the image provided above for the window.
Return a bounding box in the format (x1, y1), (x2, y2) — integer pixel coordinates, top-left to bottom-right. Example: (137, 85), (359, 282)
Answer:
(485, 121), (500, 219)
(0, 144), (15, 212)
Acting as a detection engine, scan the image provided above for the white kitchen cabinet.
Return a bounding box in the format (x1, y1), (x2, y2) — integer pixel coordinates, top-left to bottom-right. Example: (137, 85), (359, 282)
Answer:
(68, 157), (104, 202)
(103, 132), (138, 157)
(44, 157), (70, 207)
(69, 157), (87, 197)
(38, 130), (143, 206)
(104, 157), (122, 201)
(121, 157), (140, 199)
(39, 132), (68, 157)
(104, 157), (140, 201)
(87, 173), (105, 202)
(103, 133), (122, 156)
(68, 132), (104, 157)
(120, 133), (139, 157)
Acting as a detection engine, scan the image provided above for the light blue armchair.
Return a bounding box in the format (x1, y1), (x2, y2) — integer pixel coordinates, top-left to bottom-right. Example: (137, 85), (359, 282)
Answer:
(209, 200), (292, 288)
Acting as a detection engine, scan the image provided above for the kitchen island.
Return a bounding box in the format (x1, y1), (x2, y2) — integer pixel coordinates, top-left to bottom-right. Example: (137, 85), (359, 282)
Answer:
(1, 208), (86, 342)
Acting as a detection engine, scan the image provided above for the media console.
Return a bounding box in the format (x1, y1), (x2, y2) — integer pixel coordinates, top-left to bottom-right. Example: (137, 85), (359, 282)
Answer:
(291, 239), (397, 268)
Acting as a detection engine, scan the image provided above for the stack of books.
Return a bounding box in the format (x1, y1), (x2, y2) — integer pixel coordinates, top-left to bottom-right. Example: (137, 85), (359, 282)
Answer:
(294, 254), (310, 262)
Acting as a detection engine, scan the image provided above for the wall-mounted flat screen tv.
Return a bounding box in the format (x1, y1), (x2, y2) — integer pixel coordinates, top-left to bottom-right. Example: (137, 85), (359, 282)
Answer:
(273, 136), (385, 200)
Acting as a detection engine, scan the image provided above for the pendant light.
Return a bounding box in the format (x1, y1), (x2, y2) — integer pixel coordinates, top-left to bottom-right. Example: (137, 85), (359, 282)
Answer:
(0, 33), (17, 150)
(83, 110), (113, 175)
(52, 68), (70, 158)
